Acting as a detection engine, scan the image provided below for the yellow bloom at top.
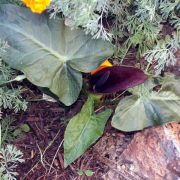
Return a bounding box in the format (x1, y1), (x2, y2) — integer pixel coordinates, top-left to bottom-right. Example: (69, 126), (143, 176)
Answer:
(22, 0), (51, 14)
(91, 60), (112, 75)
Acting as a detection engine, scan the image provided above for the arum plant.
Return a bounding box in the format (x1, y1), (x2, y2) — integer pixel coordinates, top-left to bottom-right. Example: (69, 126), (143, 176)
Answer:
(91, 66), (148, 93)
(1, 3), (179, 169)
(0, 4), (114, 106)
(63, 63), (148, 167)
(64, 96), (112, 167)
(112, 76), (180, 132)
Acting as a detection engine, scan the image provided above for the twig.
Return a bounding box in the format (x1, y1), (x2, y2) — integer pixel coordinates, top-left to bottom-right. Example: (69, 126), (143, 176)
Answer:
(48, 139), (64, 174)
(95, 106), (105, 113)
(111, 91), (126, 102)
(22, 129), (61, 179)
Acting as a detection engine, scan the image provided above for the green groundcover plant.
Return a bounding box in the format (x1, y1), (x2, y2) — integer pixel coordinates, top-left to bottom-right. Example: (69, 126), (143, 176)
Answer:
(0, 1), (179, 169)
(0, 40), (27, 113)
(0, 117), (25, 180)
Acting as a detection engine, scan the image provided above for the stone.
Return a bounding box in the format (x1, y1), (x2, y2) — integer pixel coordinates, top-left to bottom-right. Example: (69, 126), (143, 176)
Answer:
(95, 122), (180, 180)
(119, 122), (180, 180)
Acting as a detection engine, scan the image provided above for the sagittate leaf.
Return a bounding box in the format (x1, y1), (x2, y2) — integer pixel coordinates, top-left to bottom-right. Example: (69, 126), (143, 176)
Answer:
(64, 97), (112, 167)
(112, 91), (180, 132)
(0, 4), (114, 106)
(91, 66), (148, 93)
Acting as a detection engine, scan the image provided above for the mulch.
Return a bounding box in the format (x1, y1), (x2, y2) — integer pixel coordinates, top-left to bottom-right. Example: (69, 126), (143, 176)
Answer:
(5, 74), (134, 180)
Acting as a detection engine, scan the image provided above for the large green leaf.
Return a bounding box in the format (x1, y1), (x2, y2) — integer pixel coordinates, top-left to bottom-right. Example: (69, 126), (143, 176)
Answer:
(0, 5), (114, 106)
(112, 91), (180, 132)
(64, 97), (112, 167)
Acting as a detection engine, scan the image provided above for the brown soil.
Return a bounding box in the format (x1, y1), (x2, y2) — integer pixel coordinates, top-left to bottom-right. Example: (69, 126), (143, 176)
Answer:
(9, 88), (133, 180)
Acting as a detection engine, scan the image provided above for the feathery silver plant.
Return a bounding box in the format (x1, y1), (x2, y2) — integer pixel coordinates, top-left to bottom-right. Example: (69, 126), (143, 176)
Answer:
(49, 0), (120, 41)
(144, 34), (180, 75)
(0, 40), (27, 113)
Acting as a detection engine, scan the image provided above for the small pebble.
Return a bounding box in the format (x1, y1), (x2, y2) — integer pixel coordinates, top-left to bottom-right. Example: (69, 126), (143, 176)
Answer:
(117, 165), (122, 170)
(121, 165), (126, 169)
(129, 164), (135, 171)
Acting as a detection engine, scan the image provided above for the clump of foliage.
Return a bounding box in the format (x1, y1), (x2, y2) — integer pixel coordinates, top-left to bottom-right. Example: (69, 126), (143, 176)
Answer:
(0, 5), (114, 106)
(0, 1), (179, 169)
(0, 86), (27, 113)
(49, 0), (115, 40)
(0, 144), (24, 180)
(144, 34), (180, 75)
(0, 38), (26, 178)
(112, 77), (180, 131)
(0, 117), (25, 180)
(63, 75), (180, 165)
(0, 117), (15, 145)
(50, 0), (180, 74)
(0, 40), (27, 113)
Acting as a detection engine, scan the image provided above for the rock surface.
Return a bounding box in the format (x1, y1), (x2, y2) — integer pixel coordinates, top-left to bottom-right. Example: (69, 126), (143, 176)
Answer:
(94, 122), (180, 180)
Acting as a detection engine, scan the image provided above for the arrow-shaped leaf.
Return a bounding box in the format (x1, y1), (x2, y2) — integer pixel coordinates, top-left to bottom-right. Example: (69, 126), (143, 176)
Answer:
(64, 96), (112, 167)
(112, 91), (180, 132)
(0, 4), (114, 106)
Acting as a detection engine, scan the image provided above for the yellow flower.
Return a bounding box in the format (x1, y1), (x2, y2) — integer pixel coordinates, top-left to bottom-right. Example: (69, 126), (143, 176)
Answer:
(22, 0), (51, 14)
(91, 60), (112, 75)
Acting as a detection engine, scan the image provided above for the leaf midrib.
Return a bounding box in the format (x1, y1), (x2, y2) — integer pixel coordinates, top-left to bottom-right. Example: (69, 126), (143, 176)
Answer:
(0, 23), (67, 63)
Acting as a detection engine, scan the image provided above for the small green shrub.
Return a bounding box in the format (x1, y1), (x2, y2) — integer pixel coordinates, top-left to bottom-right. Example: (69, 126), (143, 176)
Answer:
(50, 0), (180, 74)
(0, 40), (27, 113)
(0, 38), (26, 179)
(0, 144), (24, 180)
(0, 118), (25, 180)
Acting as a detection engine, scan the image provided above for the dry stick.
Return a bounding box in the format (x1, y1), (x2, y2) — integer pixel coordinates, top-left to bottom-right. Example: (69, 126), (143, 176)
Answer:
(48, 139), (64, 175)
(94, 91), (126, 113)
(95, 106), (105, 113)
(23, 161), (40, 180)
(110, 90), (126, 102)
(36, 143), (49, 170)
(23, 129), (61, 179)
